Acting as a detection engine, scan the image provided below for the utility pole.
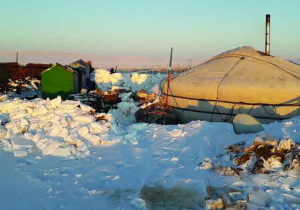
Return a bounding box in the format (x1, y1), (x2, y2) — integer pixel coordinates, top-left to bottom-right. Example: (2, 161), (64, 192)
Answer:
(166, 47), (173, 106)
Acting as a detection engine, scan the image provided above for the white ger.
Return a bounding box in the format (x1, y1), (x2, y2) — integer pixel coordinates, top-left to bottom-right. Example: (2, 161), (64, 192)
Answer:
(161, 46), (300, 124)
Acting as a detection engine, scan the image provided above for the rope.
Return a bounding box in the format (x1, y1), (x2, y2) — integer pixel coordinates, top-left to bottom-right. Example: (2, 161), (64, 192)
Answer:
(262, 105), (277, 115)
(210, 104), (237, 122)
(247, 104), (255, 114)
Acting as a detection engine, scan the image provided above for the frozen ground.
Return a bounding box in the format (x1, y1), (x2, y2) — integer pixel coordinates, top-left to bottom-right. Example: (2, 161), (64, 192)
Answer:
(1, 70), (300, 209)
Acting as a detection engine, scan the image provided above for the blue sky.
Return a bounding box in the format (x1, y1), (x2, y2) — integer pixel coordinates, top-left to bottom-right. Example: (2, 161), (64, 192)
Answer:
(0, 0), (299, 60)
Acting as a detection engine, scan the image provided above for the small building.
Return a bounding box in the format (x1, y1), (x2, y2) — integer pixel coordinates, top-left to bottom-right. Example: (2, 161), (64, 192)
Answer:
(24, 63), (52, 79)
(0, 62), (22, 80)
(0, 62), (51, 80)
(0, 64), (11, 82)
(41, 63), (79, 100)
(69, 59), (91, 89)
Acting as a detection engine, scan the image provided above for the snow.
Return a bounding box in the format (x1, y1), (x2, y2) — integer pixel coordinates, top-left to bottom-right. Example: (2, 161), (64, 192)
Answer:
(0, 95), (145, 158)
(90, 68), (124, 90)
(91, 68), (167, 92)
(1, 71), (300, 209)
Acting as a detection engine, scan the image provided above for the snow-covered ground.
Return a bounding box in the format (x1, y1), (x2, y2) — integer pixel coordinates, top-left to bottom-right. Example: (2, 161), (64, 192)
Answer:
(1, 70), (300, 209)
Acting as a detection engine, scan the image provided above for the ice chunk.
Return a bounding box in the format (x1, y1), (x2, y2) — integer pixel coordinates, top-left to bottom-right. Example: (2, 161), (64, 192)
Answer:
(37, 105), (48, 115)
(169, 129), (185, 137)
(132, 123), (148, 130)
(130, 198), (148, 210)
(130, 73), (148, 84)
(74, 115), (94, 123)
(13, 150), (28, 157)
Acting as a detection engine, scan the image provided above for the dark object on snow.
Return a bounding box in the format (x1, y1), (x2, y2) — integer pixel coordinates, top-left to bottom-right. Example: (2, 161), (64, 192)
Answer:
(70, 93), (106, 113)
(227, 142), (245, 154)
(16, 86), (22, 94)
(255, 144), (274, 160)
(214, 166), (241, 178)
(251, 159), (269, 174)
(288, 150), (300, 171)
(110, 67), (115, 74)
(24, 95), (39, 100)
(135, 107), (177, 125)
(234, 153), (252, 166)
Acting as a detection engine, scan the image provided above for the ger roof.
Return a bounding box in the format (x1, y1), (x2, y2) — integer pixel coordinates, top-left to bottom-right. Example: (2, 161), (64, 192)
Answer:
(162, 46), (300, 105)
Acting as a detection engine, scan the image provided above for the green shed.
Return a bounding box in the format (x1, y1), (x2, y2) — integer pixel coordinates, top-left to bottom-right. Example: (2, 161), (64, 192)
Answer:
(41, 63), (79, 100)
(0, 64), (11, 82)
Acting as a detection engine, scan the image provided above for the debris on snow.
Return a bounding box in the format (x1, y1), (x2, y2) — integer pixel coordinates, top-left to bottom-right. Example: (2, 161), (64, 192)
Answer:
(134, 89), (157, 104)
(278, 138), (295, 152)
(0, 77), (41, 98)
(214, 166), (241, 178)
(198, 158), (214, 170)
(135, 106), (177, 125)
(205, 198), (224, 210)
(205, 186), (246, 209)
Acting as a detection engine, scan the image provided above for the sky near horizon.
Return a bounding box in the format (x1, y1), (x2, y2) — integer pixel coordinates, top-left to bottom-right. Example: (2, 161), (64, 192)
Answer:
(0, 0), (299, 60)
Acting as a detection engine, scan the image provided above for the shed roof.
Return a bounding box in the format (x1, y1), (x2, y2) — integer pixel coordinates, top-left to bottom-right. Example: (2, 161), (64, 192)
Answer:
(0, 62), (22, 67)
(69, 59), (89, 68)
(25, 63), (52, 68)
(43, 63), (78, 74)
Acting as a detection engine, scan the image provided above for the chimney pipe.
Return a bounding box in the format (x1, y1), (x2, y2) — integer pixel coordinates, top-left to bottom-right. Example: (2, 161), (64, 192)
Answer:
(16, 52), (19, 63)
(265, 14), (270, 55)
